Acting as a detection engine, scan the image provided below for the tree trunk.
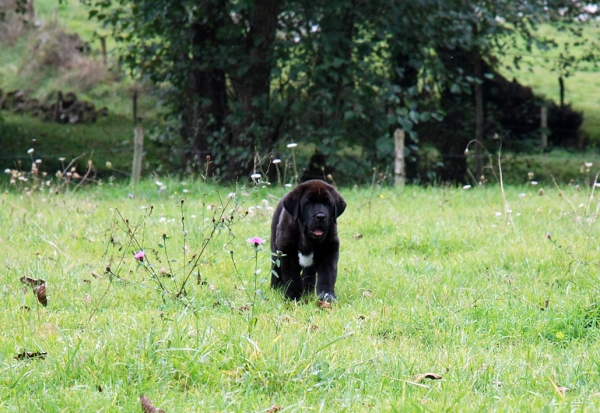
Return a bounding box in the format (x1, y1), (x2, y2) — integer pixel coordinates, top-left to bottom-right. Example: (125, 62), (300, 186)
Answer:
(181, 2), (229, 173)
(314, 0), (356, 106)
(228, 0), (280, 177)
(473, 48), (484, 181)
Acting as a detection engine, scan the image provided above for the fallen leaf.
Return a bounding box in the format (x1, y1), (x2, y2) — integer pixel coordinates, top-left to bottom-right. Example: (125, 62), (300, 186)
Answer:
(267, 404), (282, 413)
(140, 394), (165, 413)
(91, 271), (101, 278)
(540, 299), (550, 311)
(20, 276), (45, 288)
(35, 284), (48, 307)
(362, 290), (372, 298)
(353, 233), (363, 239)
(556, 386), (570, 393)
(15, 351), (47, 361)
(316, 300), (332, 310)
(414, 372), (443, 382)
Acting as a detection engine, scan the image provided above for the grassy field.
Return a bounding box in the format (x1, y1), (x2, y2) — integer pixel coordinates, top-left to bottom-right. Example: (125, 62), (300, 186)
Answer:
(501, 22), (600, 144)
(3, 176), (600, 411)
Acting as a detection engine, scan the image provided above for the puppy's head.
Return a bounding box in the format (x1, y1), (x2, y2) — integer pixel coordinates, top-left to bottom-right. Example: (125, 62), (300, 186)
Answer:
(283, 180), (346, 241)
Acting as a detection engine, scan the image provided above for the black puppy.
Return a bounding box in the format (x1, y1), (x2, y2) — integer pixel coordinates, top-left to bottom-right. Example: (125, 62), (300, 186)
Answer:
(270, 180), (346, 302)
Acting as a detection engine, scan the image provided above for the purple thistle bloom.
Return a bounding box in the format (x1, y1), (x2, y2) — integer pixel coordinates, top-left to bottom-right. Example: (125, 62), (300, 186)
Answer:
(247, 237), (266, 247)
(133, 250), (145, 262)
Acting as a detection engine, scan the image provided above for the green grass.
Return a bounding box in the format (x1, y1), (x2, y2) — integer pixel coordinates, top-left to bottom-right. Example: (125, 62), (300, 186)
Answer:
(0, 112), (161, 177)
(3, 177), (600, 411)
(500, 21), (600, 142)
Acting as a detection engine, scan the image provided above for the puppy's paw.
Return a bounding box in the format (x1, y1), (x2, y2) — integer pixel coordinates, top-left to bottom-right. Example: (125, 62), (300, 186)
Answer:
(318, 292), (337, 303)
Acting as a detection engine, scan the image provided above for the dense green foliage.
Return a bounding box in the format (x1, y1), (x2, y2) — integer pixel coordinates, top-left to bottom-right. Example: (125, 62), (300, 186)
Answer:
(83, 0), (597, 182)
(3, 180), (600, 410)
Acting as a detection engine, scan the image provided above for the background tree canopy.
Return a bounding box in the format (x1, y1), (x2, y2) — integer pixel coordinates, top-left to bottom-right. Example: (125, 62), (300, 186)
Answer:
(84, 0), (597, 183)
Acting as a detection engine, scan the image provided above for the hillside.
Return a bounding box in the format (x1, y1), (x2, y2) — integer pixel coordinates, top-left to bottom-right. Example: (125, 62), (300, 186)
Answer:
(1, 1), (599, 183)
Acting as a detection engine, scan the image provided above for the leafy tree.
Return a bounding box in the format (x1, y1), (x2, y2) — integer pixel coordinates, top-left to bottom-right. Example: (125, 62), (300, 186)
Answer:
(84, 0), (596, 183)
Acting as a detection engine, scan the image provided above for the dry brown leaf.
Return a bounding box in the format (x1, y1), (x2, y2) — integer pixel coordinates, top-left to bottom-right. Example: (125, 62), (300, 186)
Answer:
(353, 233), (363, 239)
(540, 299), (550, 311)
(267, 404), (282, 413)
(414, 372), (443, 382)
(316, 300), (332, 310)
(35, 284), (48, 307)
(20, 276), (45, 288)
(15, 351), (47, 361)
(140, 394), (165, 413)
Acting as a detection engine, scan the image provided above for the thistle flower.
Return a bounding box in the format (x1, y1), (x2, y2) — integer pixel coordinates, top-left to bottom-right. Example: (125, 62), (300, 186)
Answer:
(133, 250), (145, 262)
(246, 237), (266, 247)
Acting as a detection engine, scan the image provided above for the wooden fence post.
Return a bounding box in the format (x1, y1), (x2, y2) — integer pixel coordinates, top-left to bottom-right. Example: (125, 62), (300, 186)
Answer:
(541, 106), (548, 152)
(394, 129), (405, 187)
(131, 127), (144, 185)
(99, 36), (107, 66)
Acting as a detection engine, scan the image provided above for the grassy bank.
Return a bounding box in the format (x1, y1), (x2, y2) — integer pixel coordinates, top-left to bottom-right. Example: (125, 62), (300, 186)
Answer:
(2, 180), (600, 410)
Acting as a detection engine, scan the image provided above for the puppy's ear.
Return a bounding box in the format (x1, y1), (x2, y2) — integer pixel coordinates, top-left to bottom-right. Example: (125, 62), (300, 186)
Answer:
(333, 192), (347, 221)
(283, 186), (304, 221)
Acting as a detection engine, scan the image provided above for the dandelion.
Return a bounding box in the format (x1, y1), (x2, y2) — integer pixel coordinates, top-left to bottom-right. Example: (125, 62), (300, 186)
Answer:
(286, 143), (298, 148)
(246, 236), (266, 247)
(133, 250), (145, 262)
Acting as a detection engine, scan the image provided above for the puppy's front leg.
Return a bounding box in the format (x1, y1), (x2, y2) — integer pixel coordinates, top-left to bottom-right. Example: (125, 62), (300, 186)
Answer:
(278, 253), (303, 301)
(316, 253), (339, 302)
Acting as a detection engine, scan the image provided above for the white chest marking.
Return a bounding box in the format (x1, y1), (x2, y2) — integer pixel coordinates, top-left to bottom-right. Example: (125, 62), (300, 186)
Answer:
(298, 252), (314, 268)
